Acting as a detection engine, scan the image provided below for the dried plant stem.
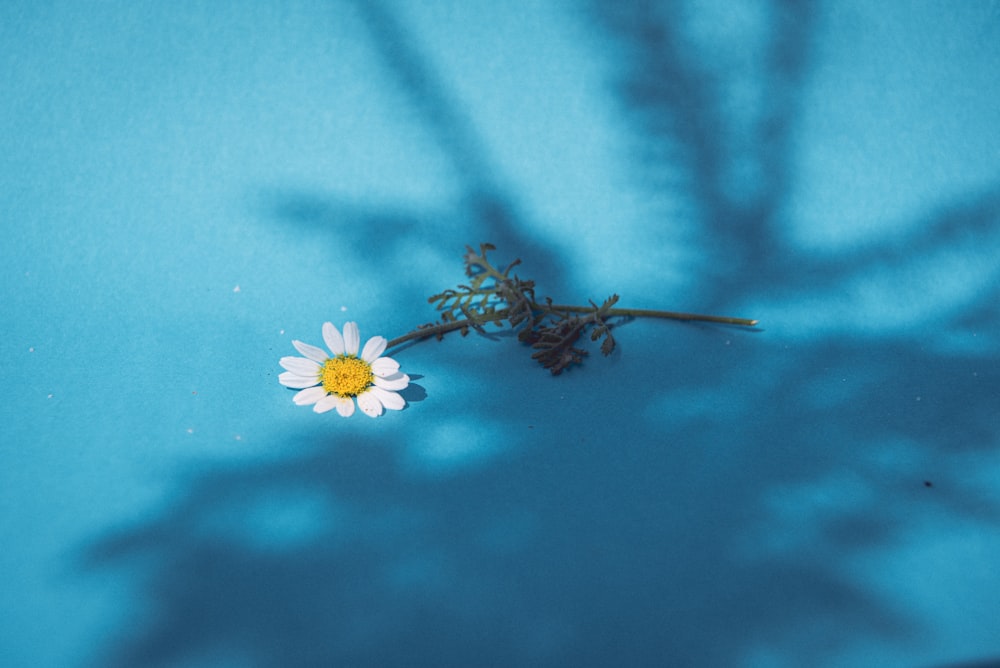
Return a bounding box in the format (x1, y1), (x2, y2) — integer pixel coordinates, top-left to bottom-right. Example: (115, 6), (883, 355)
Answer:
(387, 305), (756, 350)
(547, 305), (758, 327)
(397, 244), (759, 373)
(386, 310), (510, 349)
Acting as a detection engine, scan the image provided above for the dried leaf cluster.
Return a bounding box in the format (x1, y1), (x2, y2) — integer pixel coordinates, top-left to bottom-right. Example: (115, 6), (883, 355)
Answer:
(424, 244), (623, 374)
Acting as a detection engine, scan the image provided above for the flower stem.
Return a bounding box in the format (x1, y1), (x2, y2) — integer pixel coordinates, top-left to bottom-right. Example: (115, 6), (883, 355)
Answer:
(386, 304), (756, 350)
(386, 311), (510, 349)
(547, 304), (758, 327)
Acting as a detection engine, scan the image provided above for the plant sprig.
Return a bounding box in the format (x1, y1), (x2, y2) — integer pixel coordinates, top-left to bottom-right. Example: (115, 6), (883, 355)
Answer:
(387, 243), (758, 374)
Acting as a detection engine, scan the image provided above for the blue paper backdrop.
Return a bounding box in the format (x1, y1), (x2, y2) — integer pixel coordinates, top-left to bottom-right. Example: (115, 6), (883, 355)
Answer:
(2, 1), (999, 666)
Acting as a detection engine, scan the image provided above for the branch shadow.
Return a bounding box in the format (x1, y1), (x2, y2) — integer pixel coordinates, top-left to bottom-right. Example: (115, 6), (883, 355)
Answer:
(81, 1), (1000, 666)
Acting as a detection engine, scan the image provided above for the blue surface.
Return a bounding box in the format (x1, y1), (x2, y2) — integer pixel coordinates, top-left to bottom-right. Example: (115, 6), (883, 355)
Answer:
(2, 1), (1000, 666)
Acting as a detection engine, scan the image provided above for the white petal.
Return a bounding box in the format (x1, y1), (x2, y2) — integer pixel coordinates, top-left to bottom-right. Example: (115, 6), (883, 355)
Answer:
(373, 372), (409, 391)
(293, 386), (327, 406)
(360, 335), (387, 363)
(370, 386), (405, 411)
(280, 356), (321, 376)
(322, 322), (345, 356)
(313, 394), (338, 414)
(371, 356), (400, 377)
(292, 340), (328, 364)
(356, 390), (383, 418)
(279, 372), (320, 389)
(343, 322), (360, 356)
(335, 396), (355, 417)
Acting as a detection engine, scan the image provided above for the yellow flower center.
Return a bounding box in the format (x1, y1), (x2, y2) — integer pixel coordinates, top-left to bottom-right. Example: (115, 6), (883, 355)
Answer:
(321, 355), (373, 397)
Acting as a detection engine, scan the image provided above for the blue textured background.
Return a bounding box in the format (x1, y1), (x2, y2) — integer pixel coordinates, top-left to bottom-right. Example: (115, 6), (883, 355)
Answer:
(2, 1), (999, 666)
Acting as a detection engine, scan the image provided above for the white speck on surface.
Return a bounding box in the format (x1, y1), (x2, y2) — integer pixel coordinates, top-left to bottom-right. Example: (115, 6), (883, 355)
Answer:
(186, 428), (194, 434)
(28, 347), (34, 353)
(280, 329), (285, 335)
(234, 435), (242, 441)
(233, 285), (241, 293)
(46, 394), (53, 399)
(340, 305), (347, 312)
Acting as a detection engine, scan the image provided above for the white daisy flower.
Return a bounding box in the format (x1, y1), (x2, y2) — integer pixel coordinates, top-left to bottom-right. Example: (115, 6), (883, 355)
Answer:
(279, 322), (409, 418)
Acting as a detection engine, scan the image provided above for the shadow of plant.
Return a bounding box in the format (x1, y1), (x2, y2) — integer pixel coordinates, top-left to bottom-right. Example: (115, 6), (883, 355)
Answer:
(83, 1), (1000, 666)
